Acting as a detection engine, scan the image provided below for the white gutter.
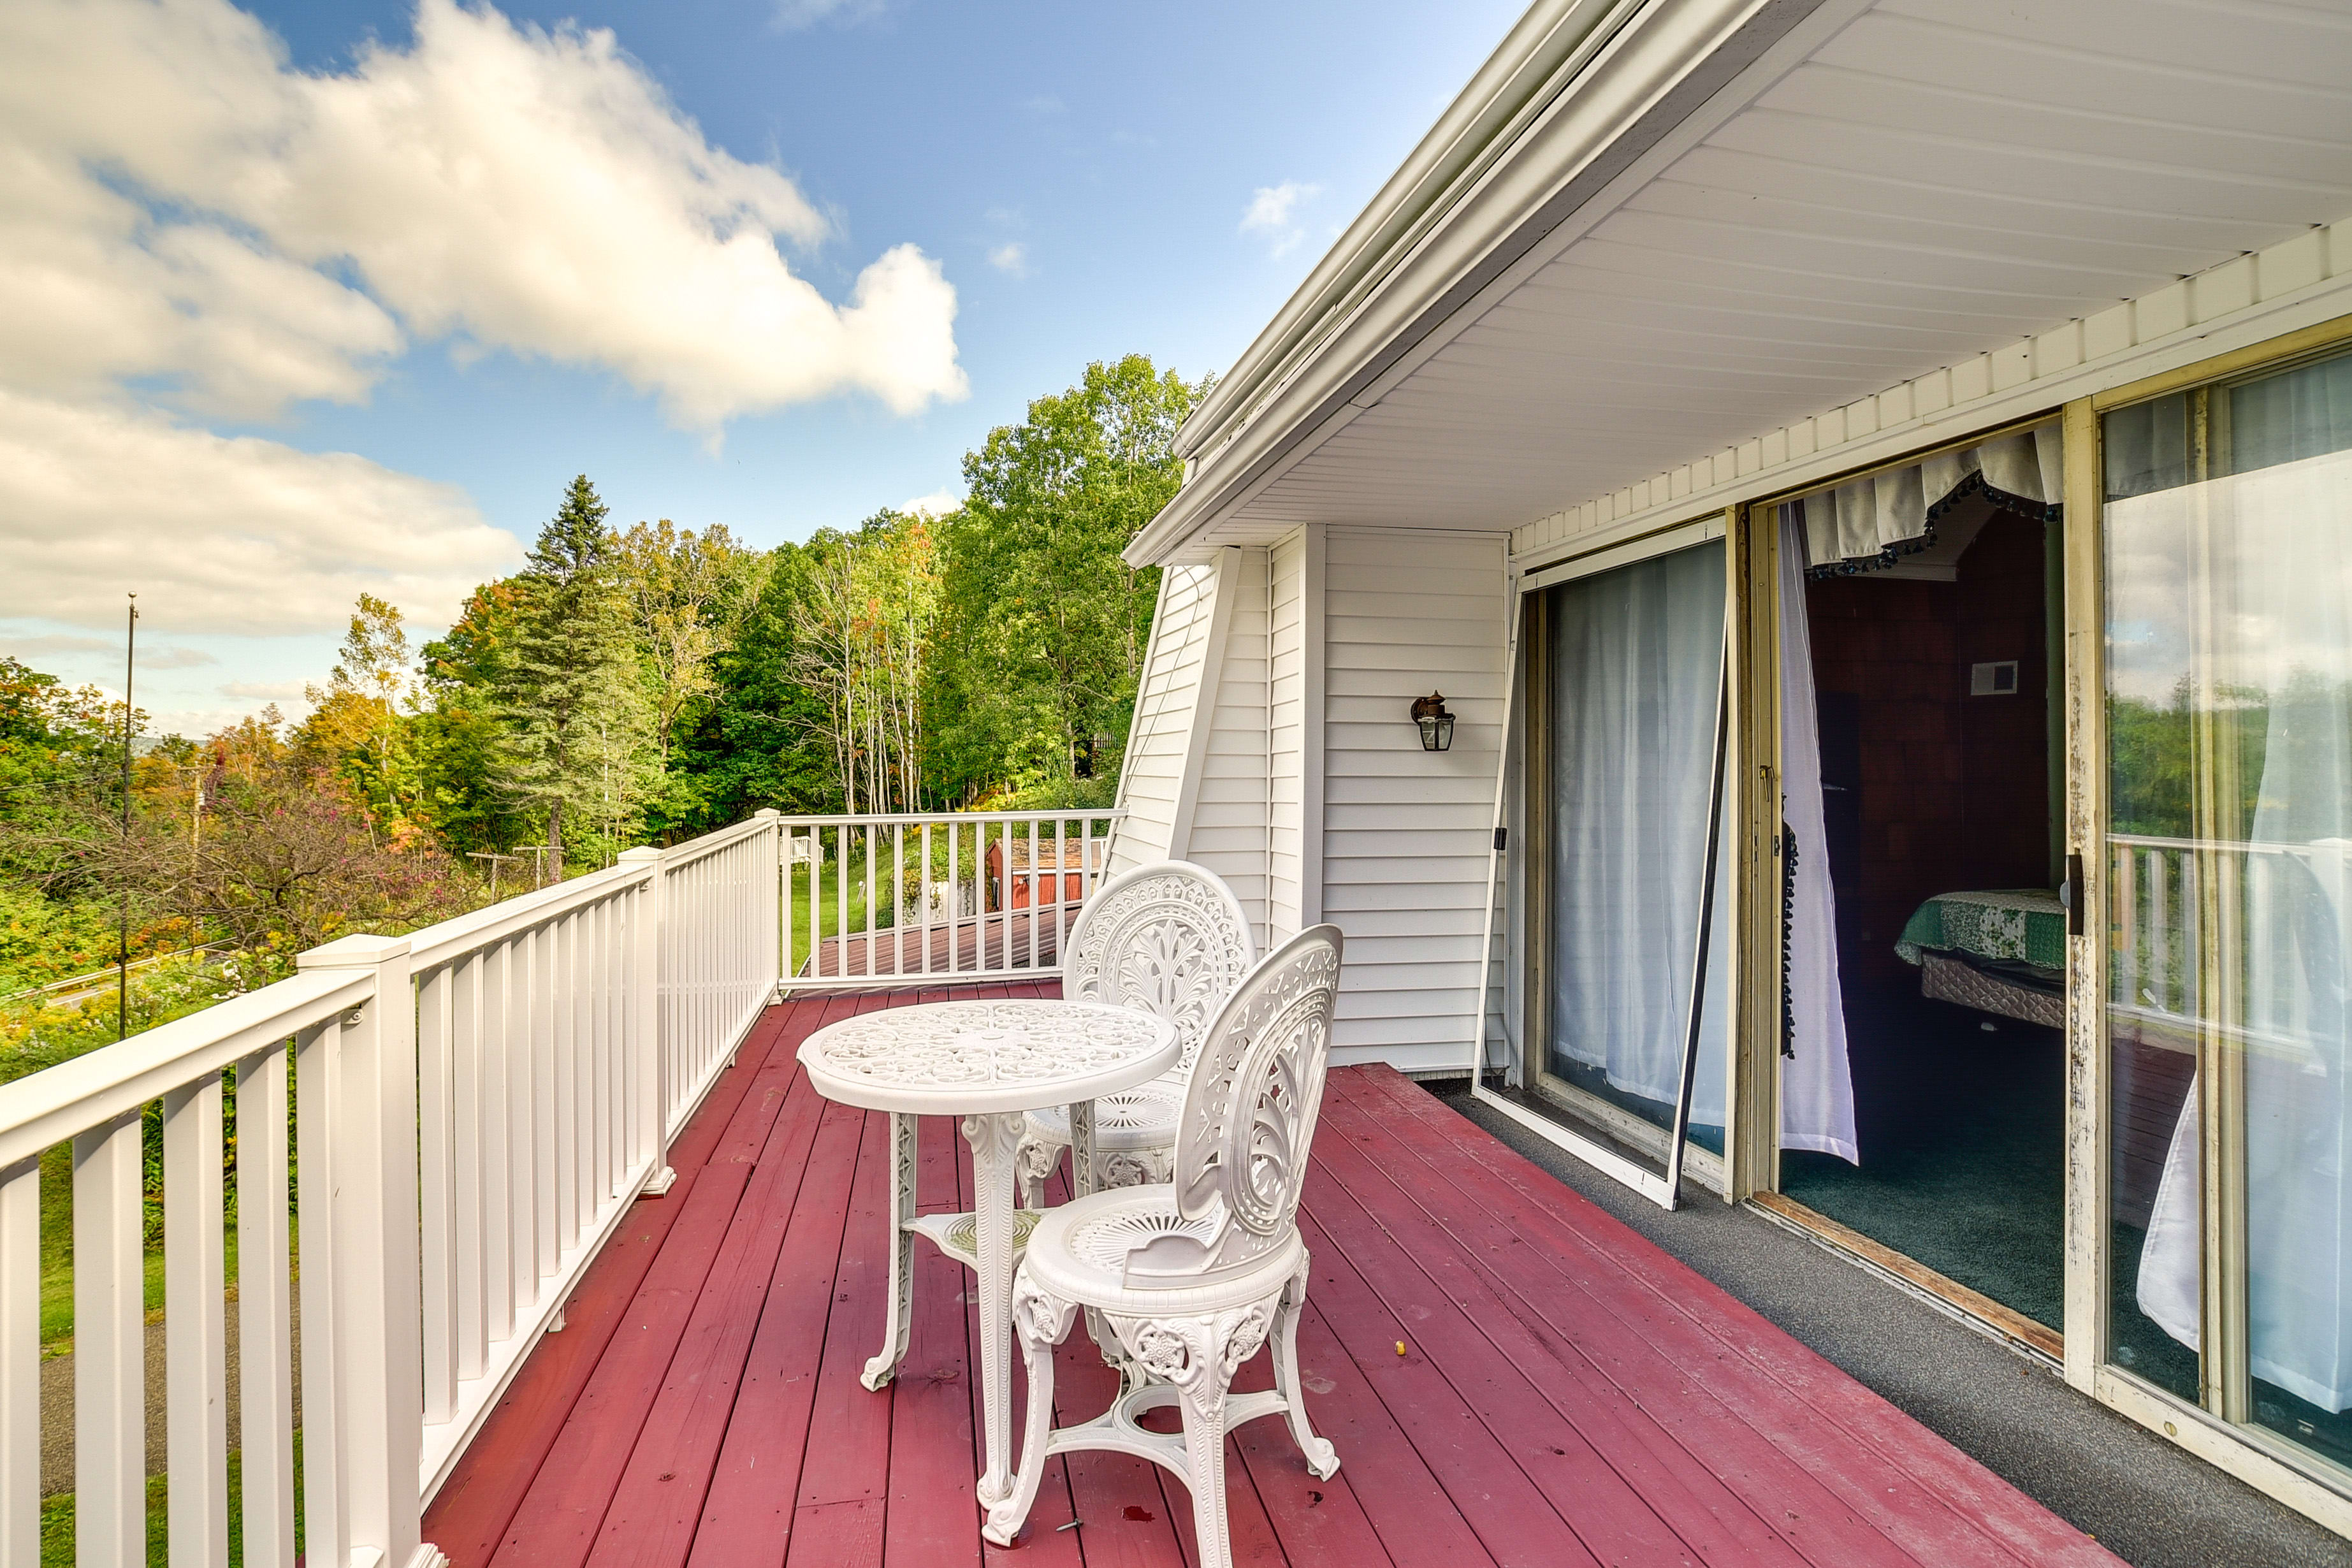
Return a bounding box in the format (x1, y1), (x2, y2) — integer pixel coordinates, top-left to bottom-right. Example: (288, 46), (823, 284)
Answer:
(1129, 0), (1831, 569)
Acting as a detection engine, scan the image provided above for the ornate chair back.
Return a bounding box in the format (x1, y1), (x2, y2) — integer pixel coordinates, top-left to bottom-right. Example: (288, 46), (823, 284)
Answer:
(1124, 926), (1345, 1287)
(1063, 860), (1255, 1070)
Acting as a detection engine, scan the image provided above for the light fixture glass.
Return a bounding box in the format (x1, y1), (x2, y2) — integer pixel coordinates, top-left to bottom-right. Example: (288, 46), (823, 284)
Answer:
(1411, 691), (1455, 751)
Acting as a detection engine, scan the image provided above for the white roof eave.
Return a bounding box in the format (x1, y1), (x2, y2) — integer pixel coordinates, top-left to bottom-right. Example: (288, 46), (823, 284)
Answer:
(1126, 0), (1831, 568)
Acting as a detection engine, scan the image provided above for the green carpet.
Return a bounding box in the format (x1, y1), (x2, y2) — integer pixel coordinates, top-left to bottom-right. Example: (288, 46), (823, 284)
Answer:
(1780, 986), (2065, 1330)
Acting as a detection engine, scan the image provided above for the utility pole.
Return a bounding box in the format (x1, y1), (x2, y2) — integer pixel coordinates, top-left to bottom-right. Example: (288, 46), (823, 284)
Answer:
(118, 593), (137, 1041)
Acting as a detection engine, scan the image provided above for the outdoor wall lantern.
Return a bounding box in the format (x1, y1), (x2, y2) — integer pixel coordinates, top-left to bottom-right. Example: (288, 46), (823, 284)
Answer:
(1411, 692), (1456, 752)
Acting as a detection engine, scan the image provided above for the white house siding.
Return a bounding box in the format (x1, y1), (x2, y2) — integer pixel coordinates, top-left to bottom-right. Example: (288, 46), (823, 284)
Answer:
(1187, 547), (1272, 944)
(1320, 528), (1509, 1071)
(1109, 560), (1221, 874)
(1266, 528), (1313, 943)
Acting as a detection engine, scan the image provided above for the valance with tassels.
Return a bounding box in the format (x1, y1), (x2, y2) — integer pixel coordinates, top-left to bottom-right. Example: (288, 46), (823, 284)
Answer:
(1799, 423), (2064, 577)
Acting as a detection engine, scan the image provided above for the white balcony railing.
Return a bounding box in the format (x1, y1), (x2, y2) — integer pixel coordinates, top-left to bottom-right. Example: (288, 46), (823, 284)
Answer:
(2109, 831), (2352, 1058)
(0, 805), (1124, 1566)
(781, 811), (1122, 987)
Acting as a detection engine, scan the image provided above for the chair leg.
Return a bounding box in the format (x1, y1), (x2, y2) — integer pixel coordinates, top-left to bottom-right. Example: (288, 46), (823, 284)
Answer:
(983, 1268), (1075, 1548)
(1270, 1254), (1340, 1479)
(1111, 1304), (1275, 1568)
(860, 1111), (917, 1390)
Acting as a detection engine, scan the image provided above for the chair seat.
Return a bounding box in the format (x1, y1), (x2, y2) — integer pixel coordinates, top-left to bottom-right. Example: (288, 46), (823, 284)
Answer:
(1022, 1074), (1186, 1153)
(1022, 1186), (1304, 1318)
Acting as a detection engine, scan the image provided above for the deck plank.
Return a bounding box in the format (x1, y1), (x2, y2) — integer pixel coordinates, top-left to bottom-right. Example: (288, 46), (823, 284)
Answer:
(679, 1100), (864, 1567)
(1302, 1148), (1720, 1568)
(583, 1060), (831, 1568)
(1291, 1208), (1604, 1568)
(1314, 1082), (1851, 1568)
(425, 1006), (800, 1564)
(430, 998), (2123, 1568)
(1341, 1067), (2112, 1567)
(881, 1100), (985, 1568)
(1321, 1075), (1905, 1561)
(782, 1105), (898, 1566)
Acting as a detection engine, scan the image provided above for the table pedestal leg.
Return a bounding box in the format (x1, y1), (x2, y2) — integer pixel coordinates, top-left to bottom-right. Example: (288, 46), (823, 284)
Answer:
(860, 1111), (917, 1391)
(1068, 1100), (1096, 1198)
(962, 1110), (1026, 1508)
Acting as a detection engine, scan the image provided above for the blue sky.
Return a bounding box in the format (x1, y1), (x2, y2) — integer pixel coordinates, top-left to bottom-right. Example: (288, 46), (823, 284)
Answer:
(0, 0), (1523, 734)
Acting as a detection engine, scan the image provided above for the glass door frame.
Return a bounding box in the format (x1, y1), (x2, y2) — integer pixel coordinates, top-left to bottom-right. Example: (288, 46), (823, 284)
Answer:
(1469, 509), (1759, 1211)
(2068, 315), (2352, 1528)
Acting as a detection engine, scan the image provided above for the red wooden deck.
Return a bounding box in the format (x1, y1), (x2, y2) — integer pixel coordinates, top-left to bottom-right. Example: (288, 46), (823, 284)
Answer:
(423, 987), (2119, 1568)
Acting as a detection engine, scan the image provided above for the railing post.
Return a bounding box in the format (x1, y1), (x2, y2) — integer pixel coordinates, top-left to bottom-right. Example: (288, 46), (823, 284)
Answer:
(293, 933), (434, 1568)
(618, 848), (674, 1196)
(756, 809), (783, 998)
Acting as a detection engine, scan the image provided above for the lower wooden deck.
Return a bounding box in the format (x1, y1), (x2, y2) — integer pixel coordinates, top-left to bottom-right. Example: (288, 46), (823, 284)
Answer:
(423, 987), (2118, 1568)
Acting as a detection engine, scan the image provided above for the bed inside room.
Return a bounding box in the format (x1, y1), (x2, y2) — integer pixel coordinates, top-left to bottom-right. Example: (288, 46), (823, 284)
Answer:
(1775, 426), (2072, 1334)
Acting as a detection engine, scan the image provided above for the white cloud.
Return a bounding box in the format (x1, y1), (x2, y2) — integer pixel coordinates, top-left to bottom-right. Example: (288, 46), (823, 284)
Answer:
(773, 0), (890, 29)
(987, 242), (1028, 278)
(3, 633), (217, 669)
(1240, 180), (1323, 258)
(139, 646), (221, 670)
(0, 390), (523, 635)
(898, 490), (962, 518)
(219, 679), (305, 701)
(0, 0), (966, 427)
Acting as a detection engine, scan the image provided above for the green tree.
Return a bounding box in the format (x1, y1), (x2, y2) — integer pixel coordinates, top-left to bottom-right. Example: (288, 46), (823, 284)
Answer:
(791, 511), (940, 814)
(298, 594), (418, 836)
(615, 519), (767, 836)
(931, 354), (1203, 802)
(674, 541), (834, 824)
(494, 477), (658, 878)
(413, 580), (532, 859)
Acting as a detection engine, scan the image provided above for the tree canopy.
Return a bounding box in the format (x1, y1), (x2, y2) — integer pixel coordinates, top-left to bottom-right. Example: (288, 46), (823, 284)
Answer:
(0, 352), (1201, 1010)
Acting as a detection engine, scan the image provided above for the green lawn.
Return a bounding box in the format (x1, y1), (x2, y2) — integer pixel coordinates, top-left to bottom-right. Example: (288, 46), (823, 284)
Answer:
(41, 1436), (302, 1566)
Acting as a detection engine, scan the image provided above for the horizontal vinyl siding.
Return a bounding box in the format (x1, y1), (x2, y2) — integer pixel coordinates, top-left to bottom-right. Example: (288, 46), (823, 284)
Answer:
(1320, 527), (1507, 1071)
(1111, 562), (1217, 874)
(1192, 547), (1270, 942)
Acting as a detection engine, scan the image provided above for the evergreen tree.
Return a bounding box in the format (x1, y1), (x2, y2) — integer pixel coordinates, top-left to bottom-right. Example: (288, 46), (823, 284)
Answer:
(494, 476), (657, 878)
(674, 541), (833, 825)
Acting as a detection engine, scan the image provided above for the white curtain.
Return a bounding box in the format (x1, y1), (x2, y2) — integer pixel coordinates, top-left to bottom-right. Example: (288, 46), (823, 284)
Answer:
(2135, 442), (2352, 1412)
(1803, 425), (2064, 574)
(1778, 509), (1861, 1161)
(1547, 539), (1729, 1124)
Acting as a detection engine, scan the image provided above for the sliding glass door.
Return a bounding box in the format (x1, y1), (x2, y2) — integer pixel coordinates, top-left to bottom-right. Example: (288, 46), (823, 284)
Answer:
(2102, 345), (2352, 1472)
(1480, 525), (1731, 1205)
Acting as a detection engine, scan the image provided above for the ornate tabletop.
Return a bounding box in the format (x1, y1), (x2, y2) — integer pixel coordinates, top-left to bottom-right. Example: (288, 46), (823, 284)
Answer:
(797, 998), (1180, 1117)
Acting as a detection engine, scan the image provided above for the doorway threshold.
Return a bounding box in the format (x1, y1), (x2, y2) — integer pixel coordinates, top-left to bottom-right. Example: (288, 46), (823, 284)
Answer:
(1748, 1191), (2063, 1365)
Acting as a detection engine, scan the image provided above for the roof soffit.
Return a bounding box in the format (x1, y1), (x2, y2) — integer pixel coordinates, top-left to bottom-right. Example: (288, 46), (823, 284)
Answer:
(1130, 0), (1843, 567)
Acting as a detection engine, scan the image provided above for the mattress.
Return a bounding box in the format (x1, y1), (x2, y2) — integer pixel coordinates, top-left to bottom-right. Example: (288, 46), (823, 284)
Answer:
(1896, 888), (2067, 971)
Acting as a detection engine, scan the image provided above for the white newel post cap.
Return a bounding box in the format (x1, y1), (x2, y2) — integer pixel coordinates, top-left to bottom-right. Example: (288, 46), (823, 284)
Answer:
(296, 933), (412, 971)
(753, 808), (780, 820)
(617, 846), (662, 865)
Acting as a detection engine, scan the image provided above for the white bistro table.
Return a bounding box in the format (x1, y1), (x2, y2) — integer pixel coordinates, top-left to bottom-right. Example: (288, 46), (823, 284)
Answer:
(797, 998), (1180, 1506)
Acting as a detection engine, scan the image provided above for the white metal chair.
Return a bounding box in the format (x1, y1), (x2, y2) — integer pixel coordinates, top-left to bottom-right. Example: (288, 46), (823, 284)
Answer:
(1013, 860), (1255, 1204)
(982, 926), (1346, 1565)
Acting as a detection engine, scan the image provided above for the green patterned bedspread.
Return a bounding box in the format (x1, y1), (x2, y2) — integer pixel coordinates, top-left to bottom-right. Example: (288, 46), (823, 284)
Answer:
(1895, 889), (2066, 971)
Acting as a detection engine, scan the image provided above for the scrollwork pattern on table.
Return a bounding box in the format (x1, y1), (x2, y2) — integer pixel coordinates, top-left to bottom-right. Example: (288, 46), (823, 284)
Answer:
(806, 1000), (1168, 1090)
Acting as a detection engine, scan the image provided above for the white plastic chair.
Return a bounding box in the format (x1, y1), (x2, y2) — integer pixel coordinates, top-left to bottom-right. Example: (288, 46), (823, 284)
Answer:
(982, 926), (1346, 1565)
(1014, 860), (1255, 1203)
